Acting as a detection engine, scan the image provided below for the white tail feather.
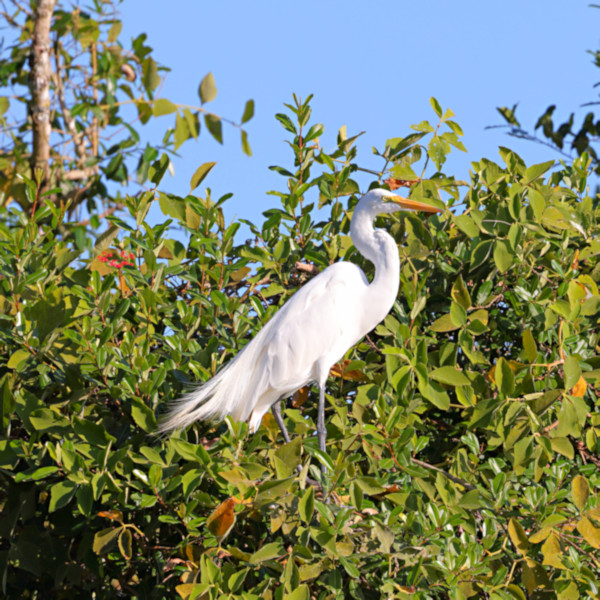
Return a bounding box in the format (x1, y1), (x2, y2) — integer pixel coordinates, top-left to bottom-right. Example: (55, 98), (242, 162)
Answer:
(157, 328), (280, 434)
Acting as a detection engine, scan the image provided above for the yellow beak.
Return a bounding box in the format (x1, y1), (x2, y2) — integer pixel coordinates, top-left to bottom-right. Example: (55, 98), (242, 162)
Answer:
(384, 195), (442, 213)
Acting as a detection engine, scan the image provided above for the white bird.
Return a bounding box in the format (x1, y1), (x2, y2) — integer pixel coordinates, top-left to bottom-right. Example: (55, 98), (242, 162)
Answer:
(159, 189), (440, 461)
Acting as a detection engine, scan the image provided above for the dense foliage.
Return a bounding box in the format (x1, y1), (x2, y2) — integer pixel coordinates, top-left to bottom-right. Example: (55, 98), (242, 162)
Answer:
(1, 3), (600, 599)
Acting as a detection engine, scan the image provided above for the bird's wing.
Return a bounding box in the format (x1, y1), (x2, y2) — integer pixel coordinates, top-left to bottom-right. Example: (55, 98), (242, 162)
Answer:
(259, 262), (369, 392)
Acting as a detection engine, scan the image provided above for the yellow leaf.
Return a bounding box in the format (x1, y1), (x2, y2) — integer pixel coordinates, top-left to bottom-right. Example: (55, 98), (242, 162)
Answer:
(176, 583), (204, 600)
(451, 275), (471, 309)
(528, 527), (552, 544)
(522, 558), (551, 594)
(118, 527), (132, 560)
(541, 533), (565, 569)
(570, 375), (587, 397)
(508, 517), (530, 554)
(571, 475), (590, 511)
(577, 516), (600, 549)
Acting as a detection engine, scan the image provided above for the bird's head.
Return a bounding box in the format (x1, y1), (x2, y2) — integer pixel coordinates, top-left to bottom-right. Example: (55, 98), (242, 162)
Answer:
(357, 188), (441, 216)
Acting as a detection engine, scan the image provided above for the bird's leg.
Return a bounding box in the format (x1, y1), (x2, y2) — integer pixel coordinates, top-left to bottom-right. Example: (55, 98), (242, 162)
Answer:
(317, 384), (327, 473)
(271, 400), (291, 444)
(272, 401), (320, 485)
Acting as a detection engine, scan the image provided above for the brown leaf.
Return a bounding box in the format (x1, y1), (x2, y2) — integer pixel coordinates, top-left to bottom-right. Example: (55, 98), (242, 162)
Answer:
(372, 484), (401, 500)
(383, 177), (419, 190)
(329, 359), (366, 382)
(292, 386), (310, 408)
(571, 248), (579, 270)
(206, 498), (237, 541)
(98, 510), (123, 522)
(121, 63), (136, 82)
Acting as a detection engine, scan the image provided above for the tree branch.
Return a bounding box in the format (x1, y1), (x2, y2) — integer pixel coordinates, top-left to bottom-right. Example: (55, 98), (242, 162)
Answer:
(29, 0), (56, 188)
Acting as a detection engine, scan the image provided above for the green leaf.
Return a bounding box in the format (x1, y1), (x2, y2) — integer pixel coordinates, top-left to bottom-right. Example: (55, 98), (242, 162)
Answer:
(298, 486), (314, 524)
(76, 484), (93, 516)
(228, 568), (249, 593)
(508, 517), (530, 554)
(274, 436), (302, 469)
(529, 188), (546, 221)
(283, 584), (310, 600)
(49, 480), (77, 512)
(421, 381), (450, 410)
(7, 349), (29, 369)
(430, 313), (460, 333)
(304, 123), (324, 143)
(355, 476), (386, 496)
(523, 160), (554, 184)
(152, 98), (177, 116)
(454, 214), (478, 237)
(159, 192), (185, 221)
(0, 96), (9, 115)
(450, 302), (467, 327)
(174, 112), (190, 150)
(241, 99), (254, 124)
(493, 240), (514, 273)
(427, 135), (450, 170)
(458, 490), (485, 509)
(495, 357), (514, 396)
(430, 366), (470, 387)
(182, 108), (199, 138)
(198, 72), (217, 104)
(373, 521), (394, 553)
(131, 398), (157, 432)
(249, 541), (283, 564)
(522, 329), (537, 362)
(390, 164), (419, 181)
(430, 97), (443, 118)
(190, 162), (216, 192)
(74, 417), (115, 446)
(549, 436), (574, 459)
(29, 408), (69, 432)
(93, 527), (121, 555)
(241, 129), (252, 156)
(204, 114), (223, 144)
(571, 475), (589, 511)
(339, 556), (360, 579)
(142, 57), (160, 95)
(563, 355), (581, 389)
(14, 465), (58, 482)
(275, 113), (297, 134)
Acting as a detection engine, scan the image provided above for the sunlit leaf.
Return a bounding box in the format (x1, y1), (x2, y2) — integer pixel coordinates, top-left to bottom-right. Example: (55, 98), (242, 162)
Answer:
(198, 72), (217, 104)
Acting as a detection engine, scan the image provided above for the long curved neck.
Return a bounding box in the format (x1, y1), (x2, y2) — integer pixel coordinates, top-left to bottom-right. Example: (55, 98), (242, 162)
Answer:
(350, 209), (400, 321)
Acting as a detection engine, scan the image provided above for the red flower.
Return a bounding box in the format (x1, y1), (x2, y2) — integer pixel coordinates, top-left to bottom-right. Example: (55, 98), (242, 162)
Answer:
(98, 249), (136, 270)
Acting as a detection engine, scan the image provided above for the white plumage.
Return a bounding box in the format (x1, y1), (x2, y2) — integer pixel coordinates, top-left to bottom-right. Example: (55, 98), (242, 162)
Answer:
(159, 189), (440, 452)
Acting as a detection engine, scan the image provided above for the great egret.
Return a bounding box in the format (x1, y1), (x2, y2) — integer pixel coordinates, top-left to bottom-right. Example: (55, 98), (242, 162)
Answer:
(159, 189), (440, 461)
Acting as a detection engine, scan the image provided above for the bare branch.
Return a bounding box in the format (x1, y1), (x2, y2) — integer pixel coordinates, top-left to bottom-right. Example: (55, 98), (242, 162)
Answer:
(29, 0), (56, 186)
(295, 261), (320, 276)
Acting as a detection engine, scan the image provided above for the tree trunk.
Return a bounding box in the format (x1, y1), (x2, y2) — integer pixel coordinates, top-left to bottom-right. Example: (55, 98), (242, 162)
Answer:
(29, 0), (56, 187)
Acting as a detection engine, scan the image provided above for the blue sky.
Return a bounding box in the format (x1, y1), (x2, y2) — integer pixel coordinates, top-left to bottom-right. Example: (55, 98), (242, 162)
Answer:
(121, 1), (600, 226)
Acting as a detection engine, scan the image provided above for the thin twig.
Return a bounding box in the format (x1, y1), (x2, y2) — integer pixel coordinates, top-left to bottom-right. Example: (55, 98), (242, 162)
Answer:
(411, 458), (476, 491)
